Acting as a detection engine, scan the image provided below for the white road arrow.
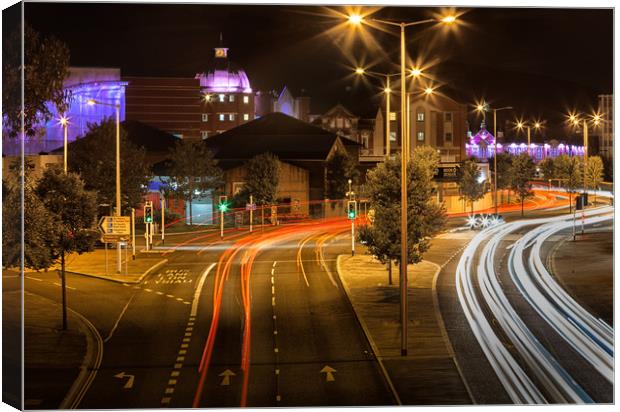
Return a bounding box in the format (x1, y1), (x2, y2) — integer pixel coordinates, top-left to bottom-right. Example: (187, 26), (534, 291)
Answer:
(219, 369), (235, 386)
(114, 372), (135, 389)
(320, 365), (337, 382)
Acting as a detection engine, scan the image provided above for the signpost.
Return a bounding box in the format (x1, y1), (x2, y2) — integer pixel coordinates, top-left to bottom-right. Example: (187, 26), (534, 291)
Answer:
(98, 216), (131, 273)
(246, 195), (257, 233)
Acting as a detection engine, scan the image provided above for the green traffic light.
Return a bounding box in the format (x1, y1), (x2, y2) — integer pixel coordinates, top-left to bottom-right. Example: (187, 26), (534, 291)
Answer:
(348, 211), (355, 219)
(218, 203), (228, 212)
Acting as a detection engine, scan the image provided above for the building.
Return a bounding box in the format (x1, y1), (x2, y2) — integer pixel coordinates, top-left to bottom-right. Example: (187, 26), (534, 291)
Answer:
(598, 94), (613, 162)
(311, 104), (359, 142)
(255, 86), (311, 122)
(196, 40), (255, 138)
(2, 67), (126, 156)
(124, 76), (202, 140)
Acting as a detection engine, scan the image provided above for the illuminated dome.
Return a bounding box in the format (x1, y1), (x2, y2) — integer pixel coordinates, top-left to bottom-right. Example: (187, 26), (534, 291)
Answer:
(195, 40), (252, 94)
(470, 122), (495, 145)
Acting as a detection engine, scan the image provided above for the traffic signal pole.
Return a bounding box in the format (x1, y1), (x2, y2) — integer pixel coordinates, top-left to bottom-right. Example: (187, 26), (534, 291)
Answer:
(249, 195), (253, 233)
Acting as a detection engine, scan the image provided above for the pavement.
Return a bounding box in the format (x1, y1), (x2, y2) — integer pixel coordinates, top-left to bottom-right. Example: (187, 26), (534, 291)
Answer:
(35, 249), (168, 284)
(549, 225), (613, 326)
(337, 252), (471, 405)
(1, 282), (97, 410)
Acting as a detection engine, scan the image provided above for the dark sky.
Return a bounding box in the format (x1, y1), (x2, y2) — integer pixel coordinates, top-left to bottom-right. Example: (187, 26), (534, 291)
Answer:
(9, 2), (614, 140)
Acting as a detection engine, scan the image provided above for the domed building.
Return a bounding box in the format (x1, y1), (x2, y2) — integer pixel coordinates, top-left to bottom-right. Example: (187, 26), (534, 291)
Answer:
(195, 38), (255, 138)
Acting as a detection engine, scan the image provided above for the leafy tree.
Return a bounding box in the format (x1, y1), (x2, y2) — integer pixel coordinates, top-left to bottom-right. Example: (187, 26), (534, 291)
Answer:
(3, 25), (70, 138)
(35, 166), (99, 329)
(2, 160), (60, 270)
(358, 148), (446, 267)
(509, 153), (536, 216)
(68, 118), (153, 213)
(584, 156), (604, 203)
(240, 152), (280, 206)
(164, 140), (223, 225)
(539, 157), (556, 181)
(554, 154), (582, 213)
(325, 149), (360, 200)
(458, 159), (486, 214)
(413, 145), (441, 180)
(490, 152), (513, 203)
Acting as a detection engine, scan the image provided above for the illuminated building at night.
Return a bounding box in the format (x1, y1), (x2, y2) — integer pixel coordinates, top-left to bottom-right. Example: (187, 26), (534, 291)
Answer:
(2, 67), (126, 156)
(255, 86), (311, 122)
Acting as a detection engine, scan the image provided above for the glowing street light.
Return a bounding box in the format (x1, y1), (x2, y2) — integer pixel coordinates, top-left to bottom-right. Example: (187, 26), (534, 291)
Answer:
(58, 115), (69, 173)
(424, 86), (434, 95)
(410, 67), (422, 77)
(346, 9), (459, 357)
(355, 67), (365, 75)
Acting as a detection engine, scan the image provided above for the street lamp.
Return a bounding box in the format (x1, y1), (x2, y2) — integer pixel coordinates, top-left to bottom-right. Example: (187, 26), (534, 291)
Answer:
(474, 102), (513, 215)
(515, 118), (543, 155)
(87, 98), (122, 274)
(58, 115), (69, 173)
(348, 11), (457, 357)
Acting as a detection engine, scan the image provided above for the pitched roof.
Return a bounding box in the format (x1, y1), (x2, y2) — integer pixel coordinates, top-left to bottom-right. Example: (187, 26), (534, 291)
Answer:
(203, 112), (357, 161)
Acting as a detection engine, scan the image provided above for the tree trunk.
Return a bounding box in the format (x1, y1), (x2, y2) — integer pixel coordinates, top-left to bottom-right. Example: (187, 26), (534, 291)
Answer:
(569, 192), (572, 214)
(470, 200), (474, 215)
(61, 251), (67, 330)
(388, 260), (392, 286)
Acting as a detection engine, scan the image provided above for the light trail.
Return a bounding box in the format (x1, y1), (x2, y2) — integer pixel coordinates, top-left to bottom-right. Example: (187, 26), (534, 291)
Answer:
(455, 206), (613, 403)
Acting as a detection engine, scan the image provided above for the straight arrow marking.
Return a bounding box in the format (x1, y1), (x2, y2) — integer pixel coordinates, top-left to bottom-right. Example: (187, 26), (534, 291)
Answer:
(219, 369), (235, 386)
(320, 365), (336, 382)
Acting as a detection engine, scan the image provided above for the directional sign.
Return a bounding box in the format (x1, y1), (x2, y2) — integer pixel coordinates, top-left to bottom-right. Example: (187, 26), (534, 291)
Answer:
(320, 365), (337, 382)
(245, 203), (257, 211)
(99, 216), (131, 236)
(114, 372), (135, 389)
(219, 369), (235, 386)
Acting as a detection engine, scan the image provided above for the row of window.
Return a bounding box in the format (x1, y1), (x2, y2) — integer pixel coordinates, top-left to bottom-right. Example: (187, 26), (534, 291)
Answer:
(202, 113), (251, 122)
(415, 131), (453, 141)
(208, 94), (251, 104)
(389, 111), (453, 122)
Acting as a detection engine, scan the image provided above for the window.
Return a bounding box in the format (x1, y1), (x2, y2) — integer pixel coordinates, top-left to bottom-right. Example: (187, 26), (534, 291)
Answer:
(445, 132), (453, 142)
(229, 113), (235, 121)
(417, 131), (425, 141)
(172, 133), (183, 139)
(243, 113), (250, 121)
(389, 112), (397, 121)
(218, 114), (225, 121)
(243, 95), (249, 104)
(390, 131), (397, 142)
(218, 94), (225, 102)
(336, 117), (344, 128)
(201, 131), (209, 139)
(444, 112), (453, 122)
(417, 112), (425, 122)
(229, 95), (235, 103)
(202, 113), (209, 122)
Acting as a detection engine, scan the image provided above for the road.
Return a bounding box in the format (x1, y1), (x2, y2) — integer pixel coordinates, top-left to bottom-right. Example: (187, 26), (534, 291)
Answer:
(19, 219), (394, 408)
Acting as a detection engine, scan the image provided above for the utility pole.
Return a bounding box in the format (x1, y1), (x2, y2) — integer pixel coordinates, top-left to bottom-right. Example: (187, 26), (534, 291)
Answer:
(249, 194), (253, 233)
(161, 196), (165, 244)
(131, 207), (135, 260)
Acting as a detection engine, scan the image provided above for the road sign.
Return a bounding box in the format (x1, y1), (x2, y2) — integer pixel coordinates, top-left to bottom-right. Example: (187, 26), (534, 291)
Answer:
(245, 203), (257, 211)
(99, 216), (131, 243)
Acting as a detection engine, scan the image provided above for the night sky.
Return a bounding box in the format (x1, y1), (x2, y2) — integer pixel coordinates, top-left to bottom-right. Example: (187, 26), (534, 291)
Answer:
(7, 2), (614, 141)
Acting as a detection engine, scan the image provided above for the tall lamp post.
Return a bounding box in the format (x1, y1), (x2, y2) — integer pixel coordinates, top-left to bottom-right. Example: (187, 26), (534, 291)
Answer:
(87, 98), (122, 274)
(516, 119), (542, 155)
(475, 103), (513, 215)
(347, 12), (456, 357)
(59, 115), (69, 173)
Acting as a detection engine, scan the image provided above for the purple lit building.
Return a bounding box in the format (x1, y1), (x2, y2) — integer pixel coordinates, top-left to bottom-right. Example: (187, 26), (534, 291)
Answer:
(465, 123), (585, 162)
(2, 67), (126, 156)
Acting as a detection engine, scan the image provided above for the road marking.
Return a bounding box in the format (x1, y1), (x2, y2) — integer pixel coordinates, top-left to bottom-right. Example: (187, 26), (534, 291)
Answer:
(171, 371), (180, 377)
(271, 286), (275, 295)
(273, 261), (277, 268)
(174, 363), (182, 369)
(165, 388), (174, 394)
(161, 397), (171, 405)
(156, 291), (164, 295)
(181, 343), (189, 349)
(219, 369), (235, 386)
(320, 365), (337, 382)
(183, 301), (190, 305)
(276, 395), (281, 402)
(179, 350), (187, 355)
(176, 297), (183, 301)
(183, 338), (190, 343)
(191, 263), (216, 317)
(186, 327), (193, 331)
(273, 315), (277, 320)
(274, 330), (278, 335)
(104, 294), (136, 343)
(275, 369), (280, 375)
(25, 276), (42, 282)
(271, 277), (274, 285)
(53, 282), (76, 290)
(113, 372), (135, 389)
(166, 294), (174, 298)
(168, 379), (177, 385)
(271, 268), (275, 275)
(274, 348), (279, 353)
(176, 356), (185, 362)
(144, 288), (152, 292)
(184, 332), (191, 337)
(272, 297), (276, 306)
(187, 322), (194, 326)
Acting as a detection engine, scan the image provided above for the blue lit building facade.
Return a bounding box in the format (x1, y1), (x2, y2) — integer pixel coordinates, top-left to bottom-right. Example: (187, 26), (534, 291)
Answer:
(2, 67), (127, 156)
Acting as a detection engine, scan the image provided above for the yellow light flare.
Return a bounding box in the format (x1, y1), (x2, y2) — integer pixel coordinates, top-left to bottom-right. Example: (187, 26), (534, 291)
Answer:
(441, 15), (457, 24)
(86, 99), (96, 106)
(384, 87), (391, 94)
(348, 14), (363, 25)
(410, 67), (422, 77)
(424, 87), (434, 96)
(355, 67), (365, 75)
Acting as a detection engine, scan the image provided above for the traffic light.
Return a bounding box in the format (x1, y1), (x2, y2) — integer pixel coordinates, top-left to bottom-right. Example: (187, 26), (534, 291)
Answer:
(347, 200), (357, 219)
(144, 203), (153, 223)
(218, 195), (228, 212)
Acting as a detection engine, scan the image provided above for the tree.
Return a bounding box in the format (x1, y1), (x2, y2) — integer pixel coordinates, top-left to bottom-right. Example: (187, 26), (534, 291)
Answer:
(458, 159), (486, 214)
(68, 118), (153, 213)
(554, 154), (582, 213)
(510, 153), (536, 216)
(539, 157), (556, 182)
(584, 156), (604, 203)
(2, 160), (60, 270)
(490, 152), (513, 203)
(358, 148), (446, 267)
(35, 166), (99, 329)
(3, 25), (70, 138)
(164, 140), (223, 225)
(325, 149), (360, 200)
(241, 152), (280, 206)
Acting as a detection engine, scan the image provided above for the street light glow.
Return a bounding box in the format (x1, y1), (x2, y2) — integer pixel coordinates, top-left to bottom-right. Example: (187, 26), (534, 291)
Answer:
(384, 87), (391, 94)
(441, 15), (457, 24)
(348, 14), (363, 25)
(355, 67), (365, 75)
(534, 122), (541, 129)
(58, 116), (68, 126)
(86, 99), (96, 106)
(410, 67), (422, 77)
(424, 87), (434, 95)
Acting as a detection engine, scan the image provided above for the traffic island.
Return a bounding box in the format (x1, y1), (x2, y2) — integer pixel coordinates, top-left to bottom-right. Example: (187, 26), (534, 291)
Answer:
(45, 249), (168, 284)
(337, 254), (471, 405)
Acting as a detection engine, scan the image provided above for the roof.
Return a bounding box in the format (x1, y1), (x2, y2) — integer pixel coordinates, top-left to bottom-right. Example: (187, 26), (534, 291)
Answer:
(51, 120), (180, 154)
(203, 112), (358, 160)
